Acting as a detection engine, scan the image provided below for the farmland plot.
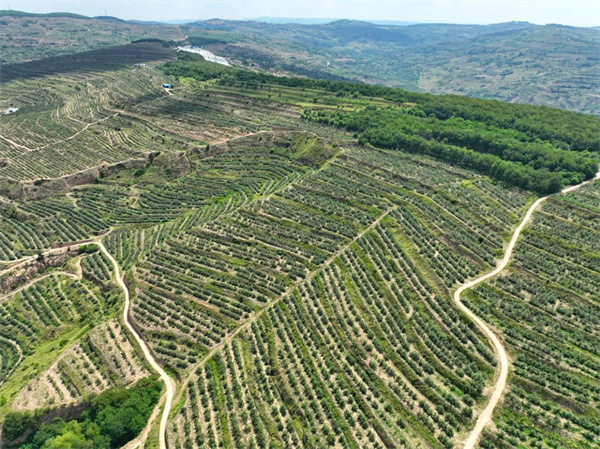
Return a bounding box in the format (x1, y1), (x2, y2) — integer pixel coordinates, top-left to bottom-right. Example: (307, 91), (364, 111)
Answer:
(468, 181), (600, 449)
(1, 41), (598, 449)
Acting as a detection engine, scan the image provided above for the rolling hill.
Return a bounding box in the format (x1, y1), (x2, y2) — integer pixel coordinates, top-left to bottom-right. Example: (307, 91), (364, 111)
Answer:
(2, 11), (598, 114)
(0, 41), (599, 449)
(183, 19), (600, 114)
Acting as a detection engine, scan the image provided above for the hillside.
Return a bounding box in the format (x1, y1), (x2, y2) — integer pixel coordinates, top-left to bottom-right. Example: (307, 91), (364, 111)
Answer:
(183, 19), (600, 114)
(0, 42), (599, 449)
(0, 10), (184, 65)
(2, 12), (598, 114)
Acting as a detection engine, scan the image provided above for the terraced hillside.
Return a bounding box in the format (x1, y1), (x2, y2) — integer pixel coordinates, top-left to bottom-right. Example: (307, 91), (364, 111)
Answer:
(0, 11), (184, 65)
(471, 180), (600, 449)
(0, 42), (179, 186)
(0, 42), (599, 449)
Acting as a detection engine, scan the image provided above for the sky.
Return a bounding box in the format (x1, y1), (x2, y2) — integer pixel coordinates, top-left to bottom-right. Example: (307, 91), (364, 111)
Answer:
(1, 0), (598, 27)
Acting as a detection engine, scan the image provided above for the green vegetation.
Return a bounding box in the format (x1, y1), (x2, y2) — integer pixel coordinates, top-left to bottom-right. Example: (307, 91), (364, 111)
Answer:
(1, 40), (599, 449)
(9, 377), (162, 449)
(3, 411), (37, 442)
(78, 244), (99, 254)
(183, 19), (600, 114)
(307, 107), (597, 193)
(162, 54), (600, 194)
(162, 52), (233, 81)
(161, 143), (532, 448)
(0, 275), (118, 389)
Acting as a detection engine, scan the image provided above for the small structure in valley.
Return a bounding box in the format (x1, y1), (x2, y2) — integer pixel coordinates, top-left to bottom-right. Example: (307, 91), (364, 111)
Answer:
(5, 107), (19, 114)
(162, 83), (172, 89)
(134, 63), (148, 68)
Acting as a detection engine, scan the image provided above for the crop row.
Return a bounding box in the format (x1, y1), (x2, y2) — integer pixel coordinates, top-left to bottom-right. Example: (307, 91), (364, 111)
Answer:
(471, 180), (600, 449)
(12, 320), (149, 411)
(154, 146), (529, 448)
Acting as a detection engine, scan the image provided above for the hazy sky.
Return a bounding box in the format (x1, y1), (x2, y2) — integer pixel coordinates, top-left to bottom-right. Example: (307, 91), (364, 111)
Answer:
(2, 0), (599, 27)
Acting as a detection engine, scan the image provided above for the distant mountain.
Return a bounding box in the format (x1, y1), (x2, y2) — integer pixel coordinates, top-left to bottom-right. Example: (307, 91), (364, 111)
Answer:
(0, 10), (89, 19)
(93, 15), (128, 23)
(246, 17), (340, 25)
(182, 19), (599, 114)
(245, 17), (417, 26)
(160, 19), (203, 24)
(185, 19), (536, 48)
(0, 10), (185, 65)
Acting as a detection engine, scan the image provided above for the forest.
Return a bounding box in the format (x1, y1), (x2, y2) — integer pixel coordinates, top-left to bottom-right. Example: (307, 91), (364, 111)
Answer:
(5, 377), (162, 449)
(163, 55), (600, 194)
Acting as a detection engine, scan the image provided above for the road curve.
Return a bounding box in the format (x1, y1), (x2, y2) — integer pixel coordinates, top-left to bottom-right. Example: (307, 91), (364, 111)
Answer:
(2, 172), (597, 449)
(96, 242), (174, 449)
(456, 170), (600, 449)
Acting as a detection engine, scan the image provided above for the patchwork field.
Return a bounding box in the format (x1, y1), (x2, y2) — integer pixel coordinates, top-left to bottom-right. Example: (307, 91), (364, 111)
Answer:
(0, 41), (598, 449)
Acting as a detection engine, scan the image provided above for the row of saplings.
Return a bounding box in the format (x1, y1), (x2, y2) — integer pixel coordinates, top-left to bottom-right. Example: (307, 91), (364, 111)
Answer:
(2, 377), (162, 449)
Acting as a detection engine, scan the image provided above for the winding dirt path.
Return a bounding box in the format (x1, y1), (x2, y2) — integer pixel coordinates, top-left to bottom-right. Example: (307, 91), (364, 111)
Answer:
(96, 242), (174, 449)
(457, 170), (600, 449)
(0, 241), (174, 448)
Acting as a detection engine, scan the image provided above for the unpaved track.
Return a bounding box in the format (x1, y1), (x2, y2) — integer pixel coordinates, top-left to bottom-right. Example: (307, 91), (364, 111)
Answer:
(96, 242), (174, 449)
(457, 170), (600, 449)
(0, 240), (174, 448)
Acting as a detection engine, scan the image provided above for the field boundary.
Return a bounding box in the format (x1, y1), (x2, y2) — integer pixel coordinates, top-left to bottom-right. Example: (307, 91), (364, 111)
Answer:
(456, 169), (600, 449)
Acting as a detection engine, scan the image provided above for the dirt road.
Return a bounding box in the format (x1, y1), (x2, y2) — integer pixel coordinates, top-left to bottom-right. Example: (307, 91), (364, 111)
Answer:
(456, 170), (600, 449)
(96, 242), (174, 449)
